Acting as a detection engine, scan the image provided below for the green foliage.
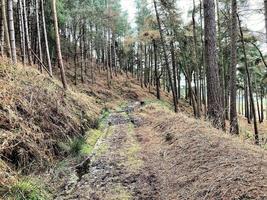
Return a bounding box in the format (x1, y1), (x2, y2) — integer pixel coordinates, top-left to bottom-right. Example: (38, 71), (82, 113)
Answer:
(98, 108), (111, 129)
(8, 179), (51, 200)
(59, 137), (88, 156)
(59, 130), (103, 157)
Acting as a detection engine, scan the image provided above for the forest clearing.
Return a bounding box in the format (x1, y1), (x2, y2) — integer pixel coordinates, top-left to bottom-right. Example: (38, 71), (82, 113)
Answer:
(0, 0), (267, 199)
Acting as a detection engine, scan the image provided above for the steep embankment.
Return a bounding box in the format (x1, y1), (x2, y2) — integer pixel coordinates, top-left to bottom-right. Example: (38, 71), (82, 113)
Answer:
(0, 60), (100, 192)
(0, 60), (160, 199)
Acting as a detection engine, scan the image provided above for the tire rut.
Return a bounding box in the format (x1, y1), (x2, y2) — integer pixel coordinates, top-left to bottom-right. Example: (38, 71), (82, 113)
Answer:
(55, 102), (161, 200)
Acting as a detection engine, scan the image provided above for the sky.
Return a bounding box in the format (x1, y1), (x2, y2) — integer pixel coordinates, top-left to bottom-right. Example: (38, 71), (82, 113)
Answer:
(120, 0), (266, 39)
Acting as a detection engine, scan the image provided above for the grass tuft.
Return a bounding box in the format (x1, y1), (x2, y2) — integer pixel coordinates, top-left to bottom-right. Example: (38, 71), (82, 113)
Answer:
(7, 179), (51, 200)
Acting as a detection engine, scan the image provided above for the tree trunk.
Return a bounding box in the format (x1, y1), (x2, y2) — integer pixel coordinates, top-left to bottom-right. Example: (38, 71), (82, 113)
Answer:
(237, 14), (259, 145)
(0, 8), (3, 57)
(2, 0), (11, 57)
(153, 39), (160, 100)
(22, 0), (32, 65)
(229, 0), (239, 134)
(154, 0), (177, 113)
(40, 0), (52, 75)
(7, 0), (16, 64)
(18, 0), (25, 65)
(36, 0), (42, 71)
(264, 0), (267, 41)
(203, 0), (225, 129)
(51, 0), (67, 89)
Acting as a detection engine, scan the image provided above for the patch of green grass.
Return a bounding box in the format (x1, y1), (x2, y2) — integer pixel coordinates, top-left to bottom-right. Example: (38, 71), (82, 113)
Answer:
(82, 129), (103, 155)
(98, 108), (111, 129)
(8, 179), (51, 200)
(240, 127), (254, 140)
(58, 129), (103, 157)
(58, 137), (87, 156)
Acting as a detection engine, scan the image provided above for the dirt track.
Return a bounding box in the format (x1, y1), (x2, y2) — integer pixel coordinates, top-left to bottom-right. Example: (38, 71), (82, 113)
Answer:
(54, 102), (267, 200)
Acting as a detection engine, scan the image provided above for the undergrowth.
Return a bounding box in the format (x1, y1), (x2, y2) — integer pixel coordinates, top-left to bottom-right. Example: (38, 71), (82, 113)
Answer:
(5, 179), (51, 200)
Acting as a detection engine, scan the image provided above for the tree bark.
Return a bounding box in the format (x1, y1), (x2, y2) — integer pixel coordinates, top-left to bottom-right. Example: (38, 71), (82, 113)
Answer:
(36, 0), (43, 71)
(264, 0), (267, 41)
(229, 0), (239, 134)
(18, 0), (25, 65)
(237, 14), (259, 145)
(51, 0), (67, 89)
(203, 0), (225, 129)
(2, 0), (11, 57)
(7, 0), (16, 64)
(22, 0), (32, 65)
(154, 0), (177, 113)
(41, 0), (52, 75)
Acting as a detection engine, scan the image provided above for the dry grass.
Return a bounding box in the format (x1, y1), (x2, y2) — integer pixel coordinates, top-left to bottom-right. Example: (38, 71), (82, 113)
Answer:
(238, 116), (267, 145)
(0, 59), (167, 195)
(136, 103), (267, 199)
(0, 59), (100, 191)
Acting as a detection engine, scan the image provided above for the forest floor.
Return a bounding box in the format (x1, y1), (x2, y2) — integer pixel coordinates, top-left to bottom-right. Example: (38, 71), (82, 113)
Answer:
(45, 101), (267, 200)
(1, 60), (267, 199)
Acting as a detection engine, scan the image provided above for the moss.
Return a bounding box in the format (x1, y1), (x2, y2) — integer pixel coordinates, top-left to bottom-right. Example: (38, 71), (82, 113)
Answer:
(7, 179), (51, 200)
(81, 129), (103, 155)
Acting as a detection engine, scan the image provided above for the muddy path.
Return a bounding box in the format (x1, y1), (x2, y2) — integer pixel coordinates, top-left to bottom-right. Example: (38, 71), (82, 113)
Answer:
(54, 102), (161, 200)
(52, 101), (267, 200)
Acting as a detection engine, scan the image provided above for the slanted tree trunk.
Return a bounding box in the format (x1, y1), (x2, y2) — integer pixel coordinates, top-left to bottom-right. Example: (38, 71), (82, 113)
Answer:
(203, 0), (225, 129)
(41, 0), (52, 75)
(18, 0), (25, 65)
(7, 0), (16, 64)
(170, 40), (178, 107)
(237, 14), (259, 145)
(51, 0), (67, 89)
(229, 0), (239, 134)
(22, 0), (32, 65)
(36, 0), (42, 71)
(154, 0), (177, 113)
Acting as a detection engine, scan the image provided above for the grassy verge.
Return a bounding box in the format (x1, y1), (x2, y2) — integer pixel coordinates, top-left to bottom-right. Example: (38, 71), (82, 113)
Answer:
(4, 179), (51, 200)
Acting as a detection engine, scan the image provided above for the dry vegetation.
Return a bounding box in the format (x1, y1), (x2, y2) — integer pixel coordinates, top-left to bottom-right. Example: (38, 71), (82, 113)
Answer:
(0, 60), (162, 197)
(136, 103), (267, 199)
(0, 59), (100, 194)
(1, 60), (266, 199)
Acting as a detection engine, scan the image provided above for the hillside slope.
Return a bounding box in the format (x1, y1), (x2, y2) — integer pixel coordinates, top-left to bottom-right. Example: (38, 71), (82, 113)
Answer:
(0, 60), (162, 198)
(43, 101), (267, 200)
(0, 61), (266, 199)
